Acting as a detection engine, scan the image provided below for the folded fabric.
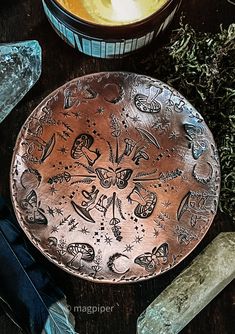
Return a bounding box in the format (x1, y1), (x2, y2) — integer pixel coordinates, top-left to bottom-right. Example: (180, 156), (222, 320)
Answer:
(0, 197), (77, 334)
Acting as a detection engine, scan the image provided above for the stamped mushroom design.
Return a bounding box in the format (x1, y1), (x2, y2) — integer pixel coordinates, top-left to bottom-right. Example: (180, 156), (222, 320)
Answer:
(71, 133), (101, 166)
(10, 72), (221, 283)
(134, 85), (163, 113)
(66, 242), (95, 270)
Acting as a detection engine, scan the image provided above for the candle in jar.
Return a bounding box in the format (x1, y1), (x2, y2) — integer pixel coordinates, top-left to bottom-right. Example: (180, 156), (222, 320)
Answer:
(56, 0), (168, 26)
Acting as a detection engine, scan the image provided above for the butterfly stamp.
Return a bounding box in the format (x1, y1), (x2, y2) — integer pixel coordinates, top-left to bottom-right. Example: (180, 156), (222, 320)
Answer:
(134, 243), (169, 272)
(95, 167), (133, 190)
(184, 123), (208, 160)
(11, 72), (220, 283)
(20, 190), (48, 225)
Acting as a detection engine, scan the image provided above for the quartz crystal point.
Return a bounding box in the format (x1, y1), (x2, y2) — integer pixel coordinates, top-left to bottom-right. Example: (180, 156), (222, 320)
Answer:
(137, 233), (235, 334)
(0, 40), (41, 123)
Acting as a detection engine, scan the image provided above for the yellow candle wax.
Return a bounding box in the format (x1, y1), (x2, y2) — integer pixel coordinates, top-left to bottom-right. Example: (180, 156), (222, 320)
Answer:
(56, 0), (168, 26)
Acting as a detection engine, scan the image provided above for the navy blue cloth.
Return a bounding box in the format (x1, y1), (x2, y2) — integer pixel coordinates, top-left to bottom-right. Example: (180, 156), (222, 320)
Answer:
(0, 197), (65, 334)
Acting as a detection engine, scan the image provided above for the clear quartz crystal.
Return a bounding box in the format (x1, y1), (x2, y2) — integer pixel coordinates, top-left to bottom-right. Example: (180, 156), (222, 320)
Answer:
(137, 232), (235, 334)
(0, 40), (41, 123)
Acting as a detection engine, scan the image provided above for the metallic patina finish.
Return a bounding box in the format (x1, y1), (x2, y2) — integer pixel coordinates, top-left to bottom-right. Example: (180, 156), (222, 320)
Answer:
(10, 72), (220, 283)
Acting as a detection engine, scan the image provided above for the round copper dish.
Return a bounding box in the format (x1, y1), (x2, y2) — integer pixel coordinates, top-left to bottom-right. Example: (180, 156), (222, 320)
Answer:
(10, 72), (220, 283)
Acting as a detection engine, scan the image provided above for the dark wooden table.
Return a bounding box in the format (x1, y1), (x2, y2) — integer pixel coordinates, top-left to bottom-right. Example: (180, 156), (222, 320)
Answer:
(0, 1), (234, 333)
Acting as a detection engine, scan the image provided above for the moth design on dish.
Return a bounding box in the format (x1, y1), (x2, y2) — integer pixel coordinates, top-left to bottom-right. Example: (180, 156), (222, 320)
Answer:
(134, 242), (169, 272)
(20, 190), (48, 225)
(10, 72), (221, 283)
(184, 123), (208, 160)
(95, 167), (133, 189)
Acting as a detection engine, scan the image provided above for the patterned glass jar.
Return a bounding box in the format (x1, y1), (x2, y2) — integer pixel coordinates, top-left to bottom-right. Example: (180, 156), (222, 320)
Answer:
(42, 0), (182, 58)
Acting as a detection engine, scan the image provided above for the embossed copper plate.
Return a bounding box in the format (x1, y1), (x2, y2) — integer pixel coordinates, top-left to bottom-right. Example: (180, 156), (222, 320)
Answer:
(10, 72), (220, 283)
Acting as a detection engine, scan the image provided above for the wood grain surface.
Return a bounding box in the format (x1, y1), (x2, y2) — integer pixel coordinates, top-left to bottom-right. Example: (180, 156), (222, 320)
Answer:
(0, 1), (234, 333)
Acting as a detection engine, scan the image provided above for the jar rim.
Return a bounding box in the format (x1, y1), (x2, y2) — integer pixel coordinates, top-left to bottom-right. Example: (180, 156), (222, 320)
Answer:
(52, 0), (173, 28)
